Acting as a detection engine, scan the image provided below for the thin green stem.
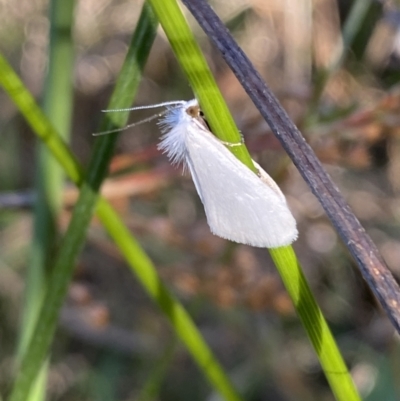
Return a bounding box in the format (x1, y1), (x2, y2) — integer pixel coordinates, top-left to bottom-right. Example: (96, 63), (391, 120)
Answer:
(147, 0), (256, 172)
(0, 46), (243, 401)
(19, 1), (75, 400)
(96, 198), (243, 401)
(7, 4), (158, 401)
(20, 0), (75, 359)
(150, 1), (361, 400)
(270, 247), (361, 401)
(2, 1), (362, 401)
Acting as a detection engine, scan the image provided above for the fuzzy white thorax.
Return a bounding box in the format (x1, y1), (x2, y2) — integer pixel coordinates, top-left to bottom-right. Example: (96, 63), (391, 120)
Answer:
(157, 99), (202, 167)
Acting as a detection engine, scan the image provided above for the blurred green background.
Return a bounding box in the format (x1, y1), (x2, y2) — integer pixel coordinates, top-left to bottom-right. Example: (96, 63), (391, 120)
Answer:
(1, 0), (400, 400)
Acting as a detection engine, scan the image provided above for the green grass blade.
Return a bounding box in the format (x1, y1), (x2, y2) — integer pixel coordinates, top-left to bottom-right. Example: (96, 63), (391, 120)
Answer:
(0, 35), (243, 401)
(4, 4), (242, 401)
(96, 199), (243, 401)
(135, 341), (177, 401)
(0, 58), (83, 184)
(270, 247), (361, 401)
(7, 4), (158, 401)
(19, 1), (75, 400)
(147, 0), (256, 172)
(1, 2), (360, 401)
(147, 1), (361, 401)
(19, 0), (73, 360)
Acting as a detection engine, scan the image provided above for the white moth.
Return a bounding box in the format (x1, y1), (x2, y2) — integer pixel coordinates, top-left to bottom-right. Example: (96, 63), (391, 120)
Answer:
(100, 99), (298, 248)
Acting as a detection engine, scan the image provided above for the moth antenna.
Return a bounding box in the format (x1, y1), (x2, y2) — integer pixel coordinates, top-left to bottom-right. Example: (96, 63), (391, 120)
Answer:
(102, 100), (186, 113)
(92, 109), (169, 136)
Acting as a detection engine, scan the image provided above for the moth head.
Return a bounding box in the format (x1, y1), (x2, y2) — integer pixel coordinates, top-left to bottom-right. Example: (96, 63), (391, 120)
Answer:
(186, 104), (201, 119)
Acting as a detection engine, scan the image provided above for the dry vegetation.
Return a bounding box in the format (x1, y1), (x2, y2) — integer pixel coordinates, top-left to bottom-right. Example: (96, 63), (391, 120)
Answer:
(1, 0), (400, 400)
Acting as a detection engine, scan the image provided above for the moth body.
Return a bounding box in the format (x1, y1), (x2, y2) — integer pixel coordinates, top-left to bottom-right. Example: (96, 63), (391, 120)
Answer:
(157, 99), (298, 248)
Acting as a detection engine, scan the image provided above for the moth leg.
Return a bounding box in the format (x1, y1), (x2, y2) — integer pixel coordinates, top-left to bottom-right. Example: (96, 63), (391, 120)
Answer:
(220, 132), (244, 147)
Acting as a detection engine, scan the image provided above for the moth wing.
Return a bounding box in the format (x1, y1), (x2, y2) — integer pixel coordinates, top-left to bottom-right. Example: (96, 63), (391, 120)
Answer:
(185, 125), (297, 248)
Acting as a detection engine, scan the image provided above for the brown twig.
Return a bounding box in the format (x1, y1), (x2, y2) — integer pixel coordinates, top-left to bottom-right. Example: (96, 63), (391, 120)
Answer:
(181, 0), (400, 333)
